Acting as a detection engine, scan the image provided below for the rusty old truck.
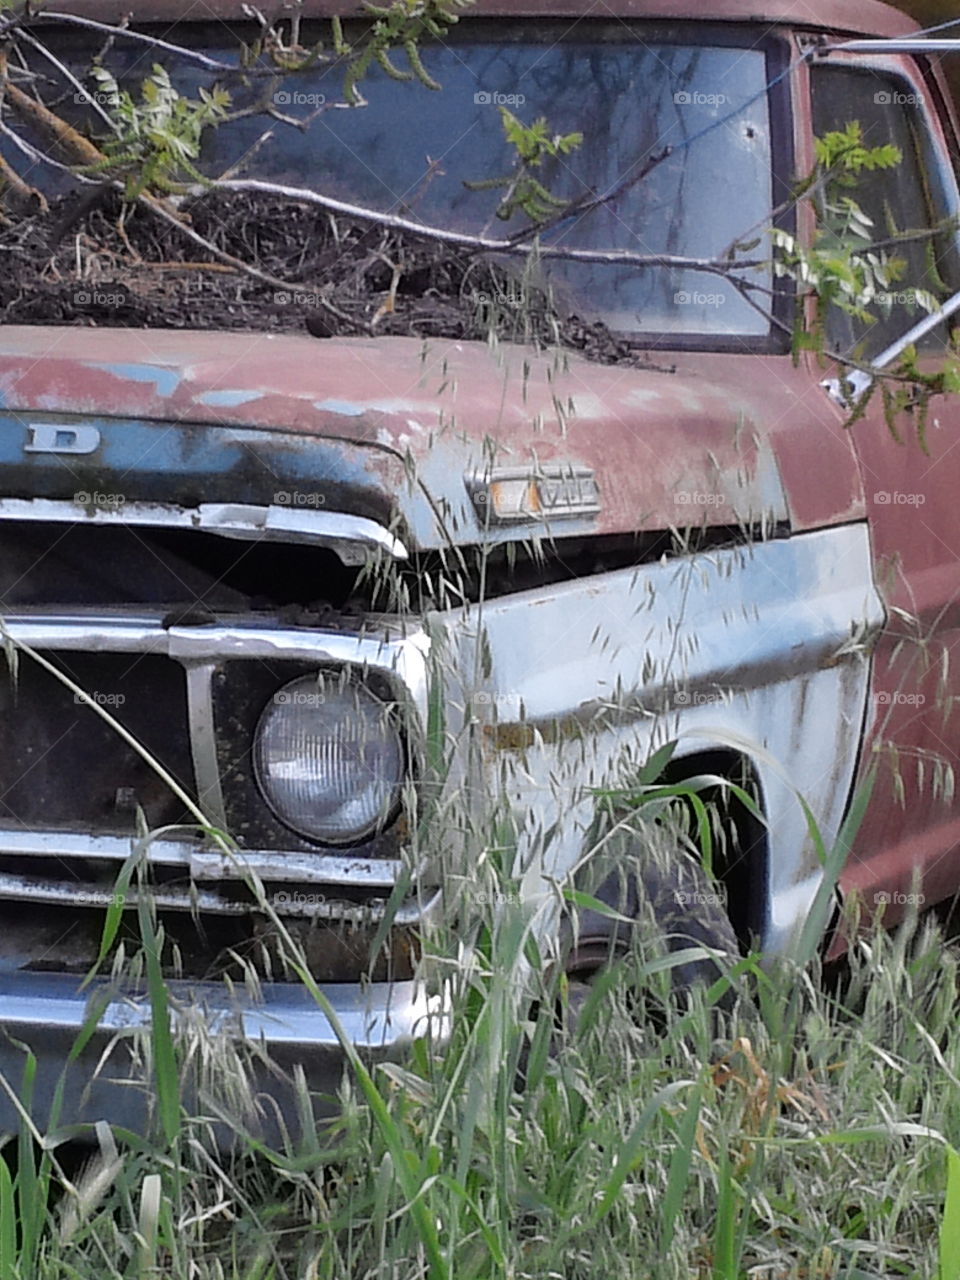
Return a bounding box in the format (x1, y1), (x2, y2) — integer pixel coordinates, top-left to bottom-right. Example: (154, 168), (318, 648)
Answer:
(0, 0), (959, 1133)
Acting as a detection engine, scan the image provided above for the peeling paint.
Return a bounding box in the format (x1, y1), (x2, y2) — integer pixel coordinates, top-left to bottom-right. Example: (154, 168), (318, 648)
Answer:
(89, 361), (182, 398)
(197, 389), (262, 408)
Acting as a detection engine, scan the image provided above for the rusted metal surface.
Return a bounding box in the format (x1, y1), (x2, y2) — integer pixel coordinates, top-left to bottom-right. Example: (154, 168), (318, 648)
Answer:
(41, 0), (918, 38)
(0, 328), (865, 547)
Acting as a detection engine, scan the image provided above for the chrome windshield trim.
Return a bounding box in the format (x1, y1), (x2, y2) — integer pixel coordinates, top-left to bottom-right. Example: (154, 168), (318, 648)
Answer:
(823, 289), (960, 406)
(0, 498), (408, 563)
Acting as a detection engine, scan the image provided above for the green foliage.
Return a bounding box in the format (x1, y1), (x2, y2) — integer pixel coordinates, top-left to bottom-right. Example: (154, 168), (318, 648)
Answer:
(338, 0), (473, 104)
(773, 121), (932, 332)
(80, 64), (230, 198)
(878, 339), (960, 453)
(463, 107), (583, 223)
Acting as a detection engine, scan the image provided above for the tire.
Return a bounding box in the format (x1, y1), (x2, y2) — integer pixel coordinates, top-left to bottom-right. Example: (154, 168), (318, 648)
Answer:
(560, 838), (741, 999)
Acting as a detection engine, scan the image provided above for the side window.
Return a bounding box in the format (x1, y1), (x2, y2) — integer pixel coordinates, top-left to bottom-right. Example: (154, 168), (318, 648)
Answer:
(810, 65), (957, 358)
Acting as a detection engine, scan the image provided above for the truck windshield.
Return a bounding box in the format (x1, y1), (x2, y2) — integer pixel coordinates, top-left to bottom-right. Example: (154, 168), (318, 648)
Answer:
(34, 22), (780, 346)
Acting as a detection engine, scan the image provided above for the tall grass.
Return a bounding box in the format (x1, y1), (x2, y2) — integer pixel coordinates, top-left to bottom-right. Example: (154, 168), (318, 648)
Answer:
(1, 845), (960, 1277)
(2, 614), (959, 1278)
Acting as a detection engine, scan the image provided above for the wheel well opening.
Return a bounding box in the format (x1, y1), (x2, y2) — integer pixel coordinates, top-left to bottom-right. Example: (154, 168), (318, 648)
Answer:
(658, 749), (768, 952)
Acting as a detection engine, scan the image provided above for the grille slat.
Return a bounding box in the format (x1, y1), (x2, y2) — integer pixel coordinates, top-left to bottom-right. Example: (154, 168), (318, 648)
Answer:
(0, 868), (420, 922)
(0, 828), (404, 887)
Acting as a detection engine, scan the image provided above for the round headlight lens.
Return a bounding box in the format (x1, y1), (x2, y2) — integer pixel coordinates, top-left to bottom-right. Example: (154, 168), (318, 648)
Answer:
(254, 673), (404, 844)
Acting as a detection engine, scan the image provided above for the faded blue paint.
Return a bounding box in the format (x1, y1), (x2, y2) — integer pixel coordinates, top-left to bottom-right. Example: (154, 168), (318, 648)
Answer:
(313, 399), (366, 417)
(0, 418), (388, 494)
(89, 362), (182, 399)
(196, 390), (262, 408)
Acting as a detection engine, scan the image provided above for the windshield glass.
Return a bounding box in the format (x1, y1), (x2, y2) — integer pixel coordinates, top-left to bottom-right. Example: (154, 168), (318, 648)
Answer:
(35, 21), (780, 346)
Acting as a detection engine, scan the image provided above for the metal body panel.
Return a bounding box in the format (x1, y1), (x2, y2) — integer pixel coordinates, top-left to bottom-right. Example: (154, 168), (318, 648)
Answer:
(435, 524), (884, 955)
(813, 50), (960, 941)
(0, 330), (864, 543)
(41, 1), (917, 38)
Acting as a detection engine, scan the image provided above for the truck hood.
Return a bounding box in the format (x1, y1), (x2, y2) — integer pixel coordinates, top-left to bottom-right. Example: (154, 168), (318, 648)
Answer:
(0, 327), (863, 552)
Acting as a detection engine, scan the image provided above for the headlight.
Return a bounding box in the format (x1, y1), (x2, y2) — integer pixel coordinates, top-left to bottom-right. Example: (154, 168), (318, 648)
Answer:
(253, 672), (404, 845)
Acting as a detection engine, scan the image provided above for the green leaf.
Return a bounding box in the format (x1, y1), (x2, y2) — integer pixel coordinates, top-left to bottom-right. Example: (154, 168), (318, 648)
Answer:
(940, 1145), (960, 1280)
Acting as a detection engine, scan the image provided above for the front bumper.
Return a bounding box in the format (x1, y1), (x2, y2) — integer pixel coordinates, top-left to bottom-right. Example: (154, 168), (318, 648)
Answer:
(0, 972), (444, 1140)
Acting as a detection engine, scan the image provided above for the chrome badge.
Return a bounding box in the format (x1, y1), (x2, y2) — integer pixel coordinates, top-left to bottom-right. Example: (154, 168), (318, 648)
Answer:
(24, 423), (101, 455)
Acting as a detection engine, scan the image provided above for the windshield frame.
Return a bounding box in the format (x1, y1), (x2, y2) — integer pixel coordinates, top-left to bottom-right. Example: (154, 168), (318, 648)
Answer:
(30, 16), (799, 355)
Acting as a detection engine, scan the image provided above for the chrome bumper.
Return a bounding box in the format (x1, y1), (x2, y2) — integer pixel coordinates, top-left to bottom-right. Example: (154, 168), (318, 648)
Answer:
(0, 972), (444, 1139)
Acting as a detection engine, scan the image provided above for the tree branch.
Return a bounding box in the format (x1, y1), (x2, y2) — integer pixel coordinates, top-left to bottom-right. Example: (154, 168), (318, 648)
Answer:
(192, 176), (768, 276)
(28, 11), (334, 78)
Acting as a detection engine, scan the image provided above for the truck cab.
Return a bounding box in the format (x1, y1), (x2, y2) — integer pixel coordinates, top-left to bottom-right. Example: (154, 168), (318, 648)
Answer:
(0, 0), (958, 1135)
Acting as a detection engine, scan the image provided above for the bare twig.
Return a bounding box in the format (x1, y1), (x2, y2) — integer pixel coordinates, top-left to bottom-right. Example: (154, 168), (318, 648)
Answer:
(13, 28), (121, 136)
(138, 194), (364, 331)
(33, 11), (333, 77)
(194, 177), (769, 278)
(505, 146), (673, 247)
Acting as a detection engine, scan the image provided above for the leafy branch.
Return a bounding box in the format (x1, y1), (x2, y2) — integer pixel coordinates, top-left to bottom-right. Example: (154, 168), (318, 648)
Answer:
(463, 108), (583, 222)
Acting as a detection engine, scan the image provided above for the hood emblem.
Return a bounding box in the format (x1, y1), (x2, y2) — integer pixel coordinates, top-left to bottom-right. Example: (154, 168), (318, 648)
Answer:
(466, 465), (601, 525)
(24, 423), (101, 455)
